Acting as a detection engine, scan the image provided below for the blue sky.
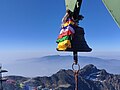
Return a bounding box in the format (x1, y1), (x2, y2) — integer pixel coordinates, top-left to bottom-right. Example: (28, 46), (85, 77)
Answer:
(0, 0), (120, 60)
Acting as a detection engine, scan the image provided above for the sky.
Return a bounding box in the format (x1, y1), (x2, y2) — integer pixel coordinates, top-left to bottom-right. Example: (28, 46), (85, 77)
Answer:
(0, 0), (120, 61)
(0, 0), (120, 77)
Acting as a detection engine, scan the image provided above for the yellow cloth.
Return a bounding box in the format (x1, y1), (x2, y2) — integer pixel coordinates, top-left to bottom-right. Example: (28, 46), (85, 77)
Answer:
(57, 40), (71, 50)
(63, 20), (75, 27)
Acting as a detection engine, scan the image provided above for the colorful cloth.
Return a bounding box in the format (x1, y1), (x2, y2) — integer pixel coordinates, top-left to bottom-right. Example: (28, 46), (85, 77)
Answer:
(57, 30), (73, 39)
(56, 18), (75, 51)
(60, 25), (75, 34)
(56, 35), (72, 43)
(62, 18), (75, 27)
(57, 40), (71, 50)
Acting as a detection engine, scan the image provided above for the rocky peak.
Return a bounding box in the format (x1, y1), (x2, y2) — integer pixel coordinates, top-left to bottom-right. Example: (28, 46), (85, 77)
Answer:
(80, 64), (100, 77)
(3, 64), (120, 90)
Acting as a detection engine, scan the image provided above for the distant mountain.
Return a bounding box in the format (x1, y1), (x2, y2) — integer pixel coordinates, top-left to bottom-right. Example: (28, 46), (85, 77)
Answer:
(36, 55), (120, 74)
(3, 64), (120, 90)
(5, 55), (120, 76)
(41, 55), (120, 71)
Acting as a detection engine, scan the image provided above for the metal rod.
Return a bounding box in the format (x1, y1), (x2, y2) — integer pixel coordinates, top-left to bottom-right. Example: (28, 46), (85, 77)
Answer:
(74, 70), (79, 90)
(0, 71), (2, 90)
(0, 78), (3, 90)
(73, 51), (79, 90)
(73, 51), (78, 65)
(0, 65), (8, 90)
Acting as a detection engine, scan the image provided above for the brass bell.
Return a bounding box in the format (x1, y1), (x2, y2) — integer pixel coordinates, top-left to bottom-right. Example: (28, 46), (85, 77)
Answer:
(57, 27), (92, 52)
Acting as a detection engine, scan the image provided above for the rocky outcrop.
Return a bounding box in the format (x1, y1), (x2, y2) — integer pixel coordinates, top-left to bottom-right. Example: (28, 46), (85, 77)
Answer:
(2, 64), (120, 90)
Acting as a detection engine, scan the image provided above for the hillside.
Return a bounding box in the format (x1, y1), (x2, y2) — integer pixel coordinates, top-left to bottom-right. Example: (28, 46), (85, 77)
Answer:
(3, 64), (120, 90)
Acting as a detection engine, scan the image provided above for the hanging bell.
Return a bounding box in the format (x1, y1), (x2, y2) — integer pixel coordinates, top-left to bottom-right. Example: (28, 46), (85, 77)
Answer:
(57, 27), (92, 52)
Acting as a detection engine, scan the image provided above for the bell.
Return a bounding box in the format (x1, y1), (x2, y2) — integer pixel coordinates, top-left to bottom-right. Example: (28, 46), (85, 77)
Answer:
(57, 27), (92, 52)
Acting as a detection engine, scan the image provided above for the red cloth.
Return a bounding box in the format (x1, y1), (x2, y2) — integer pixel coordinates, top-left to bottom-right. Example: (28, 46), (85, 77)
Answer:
(57, 30), (73, 39)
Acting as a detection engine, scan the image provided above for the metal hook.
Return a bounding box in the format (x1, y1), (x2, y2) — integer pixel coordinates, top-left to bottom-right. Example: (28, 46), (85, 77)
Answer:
(72, 63), (80, 71)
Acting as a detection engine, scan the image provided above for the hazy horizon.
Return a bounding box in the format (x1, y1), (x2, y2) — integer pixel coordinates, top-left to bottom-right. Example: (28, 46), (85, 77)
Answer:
(1, 52), (120, 77)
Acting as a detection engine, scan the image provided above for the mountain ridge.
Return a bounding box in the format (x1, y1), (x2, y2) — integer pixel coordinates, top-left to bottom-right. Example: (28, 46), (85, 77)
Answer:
(3, 64), (120, 90)
(4, 55), (120, 77)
